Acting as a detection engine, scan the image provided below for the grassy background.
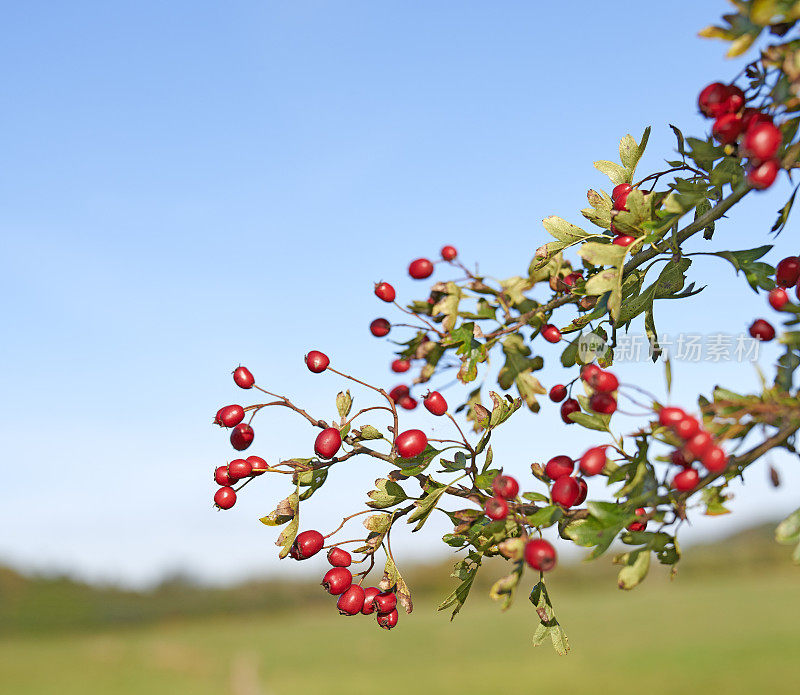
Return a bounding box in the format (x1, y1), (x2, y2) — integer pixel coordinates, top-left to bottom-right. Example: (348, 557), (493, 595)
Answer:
(1, 525), (798, 694)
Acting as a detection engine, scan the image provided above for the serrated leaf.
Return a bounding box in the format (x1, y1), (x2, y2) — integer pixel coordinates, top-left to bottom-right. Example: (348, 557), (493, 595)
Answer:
(379, 555), (413, 613)
(367, 478), (409, 509)
(438, 552), (482, 620)
(336, 390), (352, 419)
(273, 486), (300, 559)
(407, 483), (449, 531)
(542, 216), (591, 243)
(594, 160), (628, 185)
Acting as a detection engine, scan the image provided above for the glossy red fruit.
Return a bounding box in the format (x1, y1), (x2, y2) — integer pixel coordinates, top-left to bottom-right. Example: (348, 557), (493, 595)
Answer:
(396, 429), (427, 458)
(686, 431), (714, 460)
(214, 465), (233, 486)
(391, 359), (411, 373)
(746, 159), (779, 190)
(484, 496), (509, 520)
(230, 423), (254, 451)
(374, 282), (396, 303)
(612, 183), (632, 211)
(574, 477), (588, 505)
(322, 567), (352, 595)
(441, 245), (458, 261)
(314, 427), (342, 459)
(541, 324), (561, 343)
(327, 547), (352, 567)
(233, 366), (255, 389)
(215, 404), (245, 428)
(658, 406), (685, 427)
(545, 455), (574, 480)
(724, 85), (745, 112)
(388, 385), (410, 402)
(702, 445), (729, 473)
(698, 82), (731, 118)
(361, 587), (381, 615)
(492, 475), (519, 499)
(408, 258), (434, 279)
(214, 486), (237, 509)
(580, 364), (601, 382)
(524, 538), (557, 572)
(775, 257), (800, 288)
(588, 369), (619, 393)
(589, 392), (617, 414)
(551, 476), (580, 507)
(562, 272), (583, 288)
(246, 455), (268, 475)
(305, 350), (330, 373)
(769, 287), (789, 310)
(672, 467), (700, 492)
(290, 530), (325, 560)
(370, 318), (391, 337)
(374, 591), (397, 614)
(712, 113), (743, 144)
(560, 398), (580, 424)
(228, 458), (252, 480)
(613, 235), (635, 246)
(548, 384), (567, 402)
(742, 121), (782, 161)
(423, 391), (448, 416)
(337, 585), (366, 616)
(674, 416), (700, 440)
(742, 107), (771, 131)
(579, 446), (608, 476)
(749, 319), (775, 342)
(377, 609), (399, 630)
(397, 395), (418, 410)
(627, 507), (647, 532)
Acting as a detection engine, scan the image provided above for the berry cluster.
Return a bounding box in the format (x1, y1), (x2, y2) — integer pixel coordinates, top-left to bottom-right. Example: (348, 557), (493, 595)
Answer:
(748, 255), (800, 343)
(547, 364), (620, 424)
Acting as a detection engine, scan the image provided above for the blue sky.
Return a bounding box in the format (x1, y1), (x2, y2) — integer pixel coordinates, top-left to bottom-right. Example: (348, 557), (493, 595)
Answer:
(1, 1), (798, 587)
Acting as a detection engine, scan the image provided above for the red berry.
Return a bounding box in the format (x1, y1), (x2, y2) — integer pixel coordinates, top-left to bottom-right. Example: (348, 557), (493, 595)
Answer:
(574, 477), (588, 505)
(327, 547), (352, 567)
(408, 258), (434, 279)
(214, 465), (233, 486)
(742, 121), (782, 161)
(548, 384), (567, 402)
(492, 475), (519, 499)
(588, 369), (619, 393)
(214, 486), (237, 509)
(233, 366), (255, 389)
(672, 468), (700, 492)
(580, 364), (601, 382)
(441, 245), (458, 261)
(541, 324), (561, 343)
(560, 398), (580, 424)
(228, 458), (252, 480)
(742, 107), (771, 131)
(337, 585), (365, 616)
(322, 567), (352, 595)
(698, 82), (731, 118)
(314, 427), (342, 460)
(562, 272), (583, 288)
(524, 538), (557, 572)
(613, 235), (635, 247)
(374, 591), (397, 614)
(702, 445), (729, 473)
(290, 530), (325, 560)
(749, 319), (775, 342)
(485, 496), (509, 520)
(545, 455), (574, 480)
(712, 113), (743, 144)
(374, 282), (396, 303)
(769, 287), (789, 310)
(398, 394), (418, 410)
(230, 423), (254, 451)
(370, 318), (391, 337)
(658, 406), (685, 427)
(377, 608), (399, 630)
(215, 404), (245, 428)
(746, 159), (779, 190)
(391, 359), (411, 373)
(686, 431), (713, 460)
(423, 391), (448, 416)
(775, 257), (800, 288)
(361, 587), (381, 615)
(612, 183), (632, 211)
(396, 429), (427, 458)
(674, 416), (700, 440)
(627, 508), (647, 532)
(305, 350), (330, 373)
(246, 455), (268, 475)
(551, 476), (580, 507)
(388, 385), (410, 402)
(589, 392), (616, 414)
(579, 446), (608, 476)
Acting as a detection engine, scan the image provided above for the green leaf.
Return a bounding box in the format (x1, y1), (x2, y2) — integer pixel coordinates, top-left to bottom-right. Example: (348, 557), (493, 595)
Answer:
(367, 478), (409, 509)
(712, 245), (774, 292)
(775, 508), (800, 545)
(259, 491), (298, 527)
(379, 555), (413, 613)
(407, 482), (449, 531)
(568, 411), (610, 431)
(526, 505), (562, 528)
(298, 467), (328, 501)
(617, 550), (651, 590)
(542, 216), (591, 243)
(274, 486), (300, 559)
(594, 160), (628, 185)
(529, 581), (570, 655)
(497, 335), (545, 411)
(772, 184), (800, 235)
(336, 390), (352, 419)
(432, 281), (462, 332)
(579, 241), (629, 267)
(489, 561), (524, 611)
(438, 551), (482, 620)
(357, 424), (383, 440)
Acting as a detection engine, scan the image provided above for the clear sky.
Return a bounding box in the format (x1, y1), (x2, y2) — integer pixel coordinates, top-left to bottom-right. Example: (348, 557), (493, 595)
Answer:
(1, 1), (798, 588)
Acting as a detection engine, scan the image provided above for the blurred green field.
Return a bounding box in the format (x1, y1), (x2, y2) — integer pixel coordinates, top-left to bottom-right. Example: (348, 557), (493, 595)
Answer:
(1, 526), (798, 695)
